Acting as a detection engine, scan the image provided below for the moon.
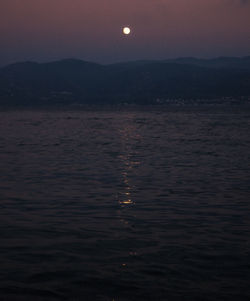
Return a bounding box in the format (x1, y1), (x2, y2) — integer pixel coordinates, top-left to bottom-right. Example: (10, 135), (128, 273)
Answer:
(123, 27), (131, 35)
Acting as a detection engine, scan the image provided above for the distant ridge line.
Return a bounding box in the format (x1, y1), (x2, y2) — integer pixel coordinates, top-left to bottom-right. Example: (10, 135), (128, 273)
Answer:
(1, 56), (250, 69)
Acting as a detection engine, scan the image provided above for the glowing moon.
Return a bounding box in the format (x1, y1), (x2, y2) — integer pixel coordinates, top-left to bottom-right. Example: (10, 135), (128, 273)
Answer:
(123, 27), (131, 35)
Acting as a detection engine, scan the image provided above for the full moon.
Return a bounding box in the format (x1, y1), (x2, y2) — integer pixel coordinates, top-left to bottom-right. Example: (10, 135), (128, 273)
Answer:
(123, 27), (131, 35)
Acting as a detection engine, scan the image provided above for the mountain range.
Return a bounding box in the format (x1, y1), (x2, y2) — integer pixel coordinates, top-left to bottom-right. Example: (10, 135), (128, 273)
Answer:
(1, 56), (250, 106)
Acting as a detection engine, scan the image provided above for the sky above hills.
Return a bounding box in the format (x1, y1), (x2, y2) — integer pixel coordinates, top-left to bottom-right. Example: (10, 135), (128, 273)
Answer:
(0, 0), (250, 65)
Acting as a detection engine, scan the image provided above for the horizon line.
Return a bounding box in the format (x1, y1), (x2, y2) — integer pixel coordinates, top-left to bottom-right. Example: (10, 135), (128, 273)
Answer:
(1, 55), (250, 68)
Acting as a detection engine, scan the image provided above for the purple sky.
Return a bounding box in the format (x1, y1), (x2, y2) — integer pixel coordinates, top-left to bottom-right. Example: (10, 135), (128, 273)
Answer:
(0, 0), (250, 65)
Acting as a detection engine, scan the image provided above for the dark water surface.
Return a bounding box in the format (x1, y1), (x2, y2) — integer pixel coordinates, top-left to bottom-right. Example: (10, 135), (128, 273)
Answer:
(0, 108), (250, 300)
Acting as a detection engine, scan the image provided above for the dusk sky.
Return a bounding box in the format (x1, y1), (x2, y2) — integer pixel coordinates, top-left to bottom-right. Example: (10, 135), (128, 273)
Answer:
(0, 0), (250, 65)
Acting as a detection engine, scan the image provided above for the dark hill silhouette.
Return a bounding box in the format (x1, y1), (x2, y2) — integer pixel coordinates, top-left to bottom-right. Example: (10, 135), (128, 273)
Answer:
(111, 56), (250, 70)
(0, 57), (250, 106)
(164, 56), (250, 70)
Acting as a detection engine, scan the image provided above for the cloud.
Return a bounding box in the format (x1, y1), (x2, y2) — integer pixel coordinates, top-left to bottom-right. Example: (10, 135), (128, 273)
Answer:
(240, 0), (249, 4)
(231, 0), (249, 4)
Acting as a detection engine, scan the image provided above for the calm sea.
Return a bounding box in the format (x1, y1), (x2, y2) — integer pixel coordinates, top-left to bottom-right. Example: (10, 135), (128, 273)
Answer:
(0, 107), (250, 300)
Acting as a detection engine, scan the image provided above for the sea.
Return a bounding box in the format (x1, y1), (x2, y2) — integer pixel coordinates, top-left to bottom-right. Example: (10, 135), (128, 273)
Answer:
(0, 106), (250, 301)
